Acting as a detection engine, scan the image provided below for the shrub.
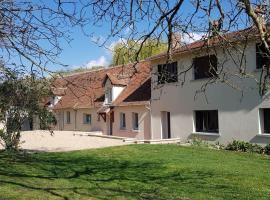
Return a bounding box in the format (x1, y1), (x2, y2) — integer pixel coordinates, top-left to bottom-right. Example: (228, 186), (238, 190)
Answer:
(190, 137), (209, 147)
(264, 144), (270, 155)
(226, 140), (244, 151)
(225, 140), (264, 154)
(250, 144), (264, 154)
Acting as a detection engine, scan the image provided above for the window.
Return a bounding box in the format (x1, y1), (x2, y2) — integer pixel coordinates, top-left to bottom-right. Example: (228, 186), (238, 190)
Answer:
(120, 112), (126, 129)
(105, 88), (112, 104)
(132, 112), (139, 130)
(83, 114), (91, 124)
(260, 108), (270, 134)
(66, 111), (71, 124)
(256, 43), (269, 69)
(157, 62), (178, 84)
(195, 110), (219, 133)
(193, 55), (217, 79)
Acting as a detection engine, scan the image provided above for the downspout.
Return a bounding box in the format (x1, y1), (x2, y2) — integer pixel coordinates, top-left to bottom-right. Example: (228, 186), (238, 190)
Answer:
(144, 102), (152, 140)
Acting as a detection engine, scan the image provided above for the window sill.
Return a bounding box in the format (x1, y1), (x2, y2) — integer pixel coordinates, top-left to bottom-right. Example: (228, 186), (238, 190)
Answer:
(157, 81), (179, 86)
(191, 132), (220, 136)
(132, 129), (139, 132)
(256, 133), (270, 137)
(119, 128), (126, 131)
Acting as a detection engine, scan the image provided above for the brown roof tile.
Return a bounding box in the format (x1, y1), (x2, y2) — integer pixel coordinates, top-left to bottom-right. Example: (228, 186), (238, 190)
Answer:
(102, 72), (130, 86)
(148, 26), (259, 60)
(52, 61), (151, 109)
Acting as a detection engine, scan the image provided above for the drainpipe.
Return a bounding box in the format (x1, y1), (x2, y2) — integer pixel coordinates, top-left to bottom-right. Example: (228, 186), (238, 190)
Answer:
(144, 103), (151, 140)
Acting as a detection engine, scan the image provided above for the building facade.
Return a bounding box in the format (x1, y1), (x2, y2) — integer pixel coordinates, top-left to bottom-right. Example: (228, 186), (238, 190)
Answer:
(150, 37), (270, 144)
(51, 61), (151, 140)
(50, 28), (270, 144)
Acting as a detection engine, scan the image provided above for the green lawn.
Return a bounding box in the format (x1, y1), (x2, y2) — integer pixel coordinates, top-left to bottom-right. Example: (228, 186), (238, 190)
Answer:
(0, 145), (270, 200)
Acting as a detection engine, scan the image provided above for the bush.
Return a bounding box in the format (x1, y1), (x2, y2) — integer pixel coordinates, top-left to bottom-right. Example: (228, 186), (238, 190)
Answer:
(264, 144), (270, 155)
(250, 144), (264, 154)
(189, 137), (209, 147)
(225, 140), (264, 154)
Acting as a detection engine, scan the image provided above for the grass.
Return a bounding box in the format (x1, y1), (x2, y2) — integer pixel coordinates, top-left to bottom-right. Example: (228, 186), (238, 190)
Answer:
(0, 145), (270, 200)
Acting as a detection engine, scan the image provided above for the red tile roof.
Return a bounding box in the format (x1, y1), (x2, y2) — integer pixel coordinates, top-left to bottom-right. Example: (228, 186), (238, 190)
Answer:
(52, 61), (151, 109)
(102, 72), (130, 86)
(148, 26), (259, 60)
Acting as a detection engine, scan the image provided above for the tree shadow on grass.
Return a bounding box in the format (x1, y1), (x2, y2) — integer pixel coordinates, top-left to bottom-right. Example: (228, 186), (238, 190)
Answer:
(0, 151), (245, 200)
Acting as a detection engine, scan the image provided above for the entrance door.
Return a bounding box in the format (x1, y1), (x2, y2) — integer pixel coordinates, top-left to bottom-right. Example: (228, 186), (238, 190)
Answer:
(107, 111), (114, 136)
(161, 111), (171, 139)
(167, 112), (171, 138)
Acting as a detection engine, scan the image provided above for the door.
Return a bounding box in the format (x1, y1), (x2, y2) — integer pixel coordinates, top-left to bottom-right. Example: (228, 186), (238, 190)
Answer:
(107, 111), (114, 135)
(109, 120), (113, 135)
(109, 111), (114, 135)
(161, 111), (171, 139)
(167, 112), (171, 138)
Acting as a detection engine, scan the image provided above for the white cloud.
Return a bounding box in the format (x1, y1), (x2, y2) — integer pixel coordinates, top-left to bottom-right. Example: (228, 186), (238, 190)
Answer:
(85, 56), (108, 68)
(181, 32), (205, 44)
(108, 38), (127, 51)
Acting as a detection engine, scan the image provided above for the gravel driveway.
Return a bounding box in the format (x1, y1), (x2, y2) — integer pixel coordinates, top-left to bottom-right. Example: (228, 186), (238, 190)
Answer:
(0, 130), (127, 152)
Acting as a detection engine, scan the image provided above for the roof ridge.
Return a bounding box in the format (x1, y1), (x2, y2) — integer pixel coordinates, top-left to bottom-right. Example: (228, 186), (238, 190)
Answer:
(147, 26), (257, 60)
(55, 60), (148, 78)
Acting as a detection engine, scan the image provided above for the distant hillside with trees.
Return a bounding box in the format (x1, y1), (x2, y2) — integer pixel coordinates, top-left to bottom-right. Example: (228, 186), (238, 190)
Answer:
(55, 66), (105, 76)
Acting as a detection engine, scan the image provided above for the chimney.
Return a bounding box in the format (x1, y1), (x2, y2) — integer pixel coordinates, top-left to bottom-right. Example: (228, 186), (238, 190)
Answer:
(210, 20), (220, 37)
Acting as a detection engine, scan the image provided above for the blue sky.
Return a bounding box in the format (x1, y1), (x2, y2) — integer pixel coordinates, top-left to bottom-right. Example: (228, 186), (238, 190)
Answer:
(45, 0), (249, 72)
(3, 0), (253, 74)
(51, 0), (196, 71)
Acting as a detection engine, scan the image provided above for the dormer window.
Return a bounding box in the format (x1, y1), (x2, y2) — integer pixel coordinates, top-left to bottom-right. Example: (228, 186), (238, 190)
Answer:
(105, 88), (112, 104)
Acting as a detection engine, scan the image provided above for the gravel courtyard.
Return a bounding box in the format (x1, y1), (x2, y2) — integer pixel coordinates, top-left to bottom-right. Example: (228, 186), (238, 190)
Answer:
(0, 130), (127, 152)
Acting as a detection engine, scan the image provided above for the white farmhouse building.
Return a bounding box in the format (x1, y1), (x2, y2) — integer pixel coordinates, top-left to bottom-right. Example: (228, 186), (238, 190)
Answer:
(149, 27), (270, 144)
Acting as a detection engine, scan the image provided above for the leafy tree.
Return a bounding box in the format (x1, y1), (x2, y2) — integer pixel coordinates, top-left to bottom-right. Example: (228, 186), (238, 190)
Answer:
(90, 0), (270, 95)
(112, 40), (167, 65)
(0, 67), (55, 151)
(0, 1), (83, 151)
(55, 66), (105, 76)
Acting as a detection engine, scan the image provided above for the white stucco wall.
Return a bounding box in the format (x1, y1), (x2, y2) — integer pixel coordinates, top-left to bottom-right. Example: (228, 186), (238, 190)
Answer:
(53, 106), (151, 139)
(111, 105), (151, 140)
(104, 80), (125, 104)
(151, 41), (270, 144)
(112, 86), (124, 101)
(54, 108), (103, 132)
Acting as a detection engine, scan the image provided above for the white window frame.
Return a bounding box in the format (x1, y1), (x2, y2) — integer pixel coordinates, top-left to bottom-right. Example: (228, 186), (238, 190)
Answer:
(83, 113), (91, 124)
(105, 88), (112, 104)
(259, 108), (270, 135)
(132, 112), (139, 130)
(66, 111), (71, 124)
(193, 110), (219, 134)
(120, 112), (126, 129)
